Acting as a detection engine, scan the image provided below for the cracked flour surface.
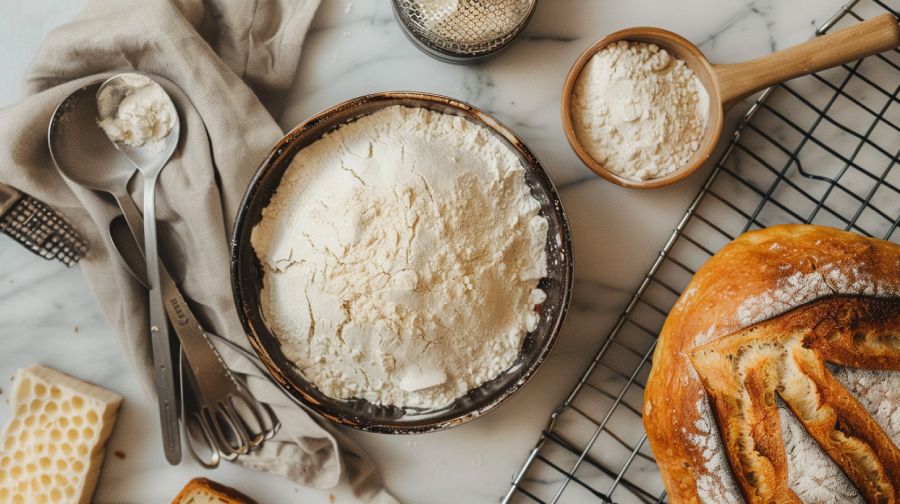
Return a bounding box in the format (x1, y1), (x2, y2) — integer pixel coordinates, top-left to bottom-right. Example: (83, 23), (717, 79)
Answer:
(251, 105), (548, 409)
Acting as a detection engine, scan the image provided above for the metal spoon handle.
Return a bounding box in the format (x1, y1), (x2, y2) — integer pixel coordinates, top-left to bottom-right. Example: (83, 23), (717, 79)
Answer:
(143, 176), (181, 465)
(112, 192), (146, 250)
(109, 210), (280, 456)
(135, 177), (182, 465)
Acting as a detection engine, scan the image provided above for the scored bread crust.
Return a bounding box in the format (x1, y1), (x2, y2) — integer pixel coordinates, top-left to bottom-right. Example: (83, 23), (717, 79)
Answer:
(172, 477), (259, 504)
(643, 224), (900, 503)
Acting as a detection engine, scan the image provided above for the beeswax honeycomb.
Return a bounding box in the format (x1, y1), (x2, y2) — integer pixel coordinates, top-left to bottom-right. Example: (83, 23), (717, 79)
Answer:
(0, 364), (122, 504)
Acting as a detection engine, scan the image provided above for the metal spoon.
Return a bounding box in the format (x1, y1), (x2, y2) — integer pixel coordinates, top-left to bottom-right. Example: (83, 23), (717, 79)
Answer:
(96, 76), (182, 466)
(48, 82), (182, 464)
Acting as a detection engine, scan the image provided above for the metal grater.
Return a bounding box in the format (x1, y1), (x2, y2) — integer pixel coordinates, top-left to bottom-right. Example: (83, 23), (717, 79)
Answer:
(0, 183), (88, 267)
(503, 0), (899, 502)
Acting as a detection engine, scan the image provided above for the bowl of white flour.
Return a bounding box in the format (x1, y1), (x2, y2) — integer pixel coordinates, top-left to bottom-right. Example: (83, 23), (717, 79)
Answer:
(231, 92), (572, 433)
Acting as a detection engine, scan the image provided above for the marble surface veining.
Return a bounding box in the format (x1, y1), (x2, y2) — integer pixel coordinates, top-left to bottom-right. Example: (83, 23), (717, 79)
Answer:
(0, 0), (849, 502)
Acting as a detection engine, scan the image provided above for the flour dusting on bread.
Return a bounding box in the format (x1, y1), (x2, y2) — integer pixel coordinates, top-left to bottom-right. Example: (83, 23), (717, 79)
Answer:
(689, 361), (900, 503)
(736, 263), (897, 326)
(688, 246), (898, 501)
(728, 244), (900, 501)
(833, 367), (900, 440)
(689, 396), (742, 503)
(779, 396), (862, 503)
(780, 367), (900, 503)
(780, 366), (900, 503)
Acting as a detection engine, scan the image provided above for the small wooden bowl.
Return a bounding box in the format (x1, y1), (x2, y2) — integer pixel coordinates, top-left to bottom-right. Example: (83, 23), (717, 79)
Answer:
(562, 28), (721, 189)
(562, 14), (900, 189)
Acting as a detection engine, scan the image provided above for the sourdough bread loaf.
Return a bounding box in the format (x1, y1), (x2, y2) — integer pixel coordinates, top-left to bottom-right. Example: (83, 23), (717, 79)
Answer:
(643, 224), (900, 503)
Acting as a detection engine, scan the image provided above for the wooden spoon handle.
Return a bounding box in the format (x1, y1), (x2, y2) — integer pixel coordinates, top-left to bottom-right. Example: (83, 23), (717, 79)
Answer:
(714, 13), (900, 107)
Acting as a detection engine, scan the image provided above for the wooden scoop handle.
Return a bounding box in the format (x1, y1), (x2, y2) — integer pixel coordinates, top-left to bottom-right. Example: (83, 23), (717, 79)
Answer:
(714, 13), (900, 107)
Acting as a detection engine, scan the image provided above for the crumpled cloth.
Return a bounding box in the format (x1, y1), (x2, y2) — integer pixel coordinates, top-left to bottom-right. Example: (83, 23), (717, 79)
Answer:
(0, 1), (396, 502)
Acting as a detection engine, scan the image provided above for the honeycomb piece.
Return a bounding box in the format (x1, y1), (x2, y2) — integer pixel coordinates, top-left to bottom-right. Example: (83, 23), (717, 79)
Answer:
(0, 364), (122, 504)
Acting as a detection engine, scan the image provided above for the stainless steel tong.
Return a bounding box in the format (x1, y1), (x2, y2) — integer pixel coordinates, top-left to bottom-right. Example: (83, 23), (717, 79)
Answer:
(108, 215), (279, 466)
(166, 275), (279, 466)
(179, 343), (278, 468)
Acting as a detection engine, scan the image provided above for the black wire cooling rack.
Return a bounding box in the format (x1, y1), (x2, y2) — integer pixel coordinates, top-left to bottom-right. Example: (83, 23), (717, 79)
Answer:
(502, 0), (899, 502)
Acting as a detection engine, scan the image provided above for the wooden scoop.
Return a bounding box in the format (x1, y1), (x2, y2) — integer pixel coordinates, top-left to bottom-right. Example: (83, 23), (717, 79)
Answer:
(562, 13), (900, 189)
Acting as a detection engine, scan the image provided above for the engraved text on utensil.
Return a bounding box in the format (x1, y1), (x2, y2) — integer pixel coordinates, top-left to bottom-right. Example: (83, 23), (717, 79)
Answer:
(169, 297), (190, 326)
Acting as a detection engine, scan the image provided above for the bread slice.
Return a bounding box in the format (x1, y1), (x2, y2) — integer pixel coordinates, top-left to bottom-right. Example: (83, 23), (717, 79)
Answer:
(172, 477), (259, 504)
(0, 363), (123, 504)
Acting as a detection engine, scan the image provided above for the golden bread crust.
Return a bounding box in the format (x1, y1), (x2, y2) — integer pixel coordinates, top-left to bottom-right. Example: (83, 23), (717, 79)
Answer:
(171, 477), (259, 504)
(643, 224), (900, 503)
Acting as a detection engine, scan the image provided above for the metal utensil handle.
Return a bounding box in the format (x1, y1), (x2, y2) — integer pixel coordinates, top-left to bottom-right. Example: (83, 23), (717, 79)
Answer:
(164, 278), (274, 457)
(162, 276), (283, 457)
(179, 351), (220, 469)
(140, 175), (182, 465)
(159, 271), (243, 392)
(110, 197), (276, 454)
(110, 201), (242, 391)
(112, 189), (182, 464)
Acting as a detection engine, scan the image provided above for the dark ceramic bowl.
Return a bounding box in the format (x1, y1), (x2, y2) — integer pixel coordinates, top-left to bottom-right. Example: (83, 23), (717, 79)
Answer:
(231, 92), (572, 433)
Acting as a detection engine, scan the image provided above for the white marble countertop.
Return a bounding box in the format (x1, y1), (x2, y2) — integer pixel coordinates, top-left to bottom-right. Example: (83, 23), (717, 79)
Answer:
(0, 0), (849, 502)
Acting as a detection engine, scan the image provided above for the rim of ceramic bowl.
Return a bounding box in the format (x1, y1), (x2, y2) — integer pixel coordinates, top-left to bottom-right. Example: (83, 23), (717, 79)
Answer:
(230, 91), (573, 434)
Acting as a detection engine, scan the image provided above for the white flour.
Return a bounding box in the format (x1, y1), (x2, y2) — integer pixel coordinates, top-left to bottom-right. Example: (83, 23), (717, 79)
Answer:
(96, 73), (174, 151)
(571, 41), (708, 181)
(251, 106), (548, 409)
(689, 396), (742, 504)
(833, 367), (900, 438)
(778, 367), (900, 503)
(778, 396), (862, 503)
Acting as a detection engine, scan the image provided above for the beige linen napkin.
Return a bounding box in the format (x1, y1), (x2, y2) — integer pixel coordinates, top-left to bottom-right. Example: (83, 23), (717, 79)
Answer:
(0, 1), (396, 502)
